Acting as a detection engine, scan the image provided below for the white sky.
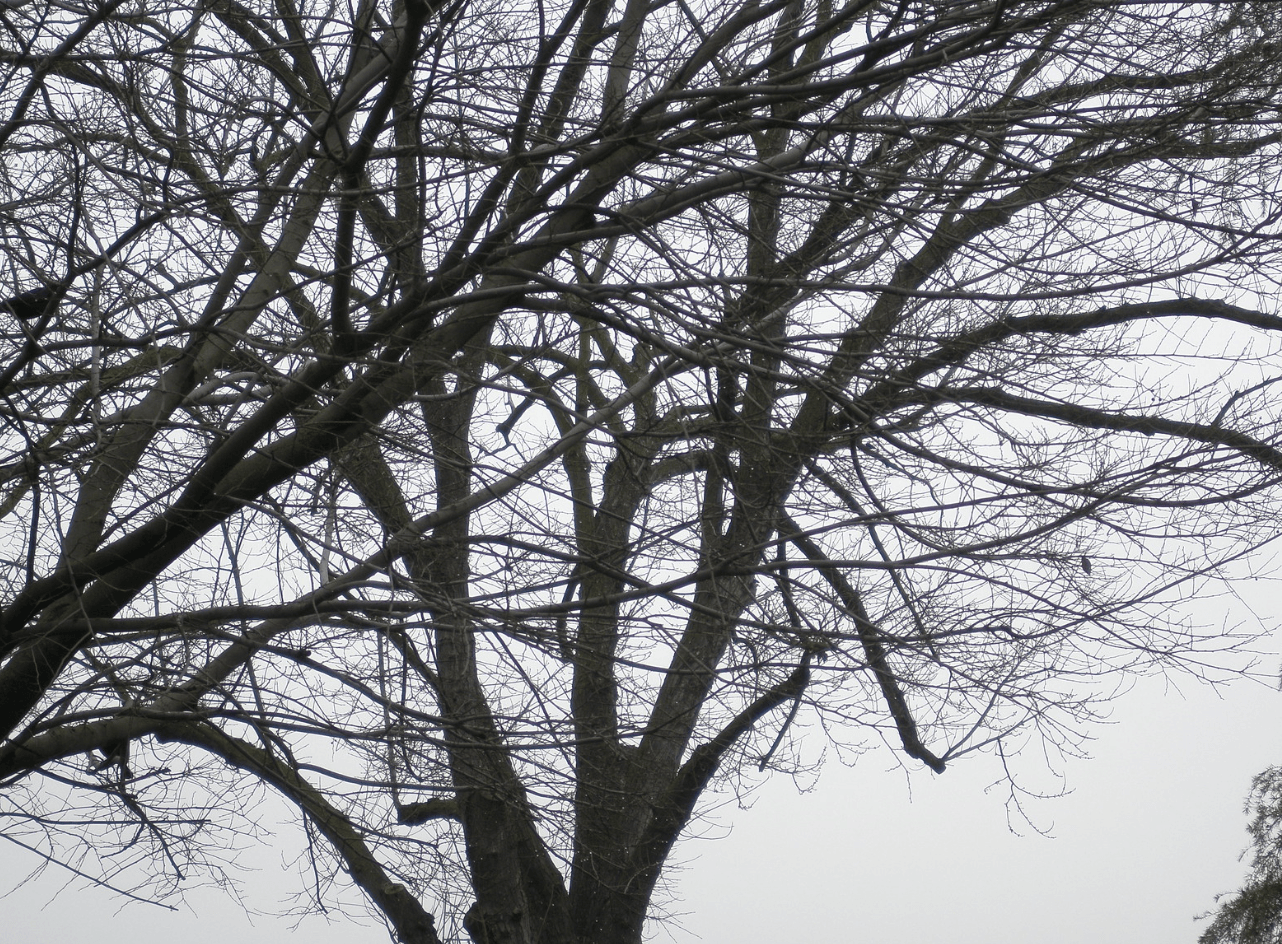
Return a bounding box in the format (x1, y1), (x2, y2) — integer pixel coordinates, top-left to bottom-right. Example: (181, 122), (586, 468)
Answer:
(672, 667), (1282, 944)
(3, 583), (1279, 944)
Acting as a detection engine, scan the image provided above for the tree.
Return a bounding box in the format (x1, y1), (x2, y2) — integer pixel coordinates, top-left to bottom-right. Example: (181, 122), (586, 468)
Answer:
(1203, 768), (1282, 944)
(1, 0), (1282, 941)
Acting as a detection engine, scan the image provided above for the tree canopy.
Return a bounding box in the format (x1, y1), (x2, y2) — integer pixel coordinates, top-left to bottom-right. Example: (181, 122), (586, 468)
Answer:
(2, 1), (1282, 942)
(1203, 767), (1282, 944)
(1205, 769), (1282, 944)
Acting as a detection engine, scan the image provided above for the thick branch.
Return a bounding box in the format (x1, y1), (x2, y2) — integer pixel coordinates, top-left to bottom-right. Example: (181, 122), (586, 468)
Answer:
(782, 516), (947, 773)
(627, 660), (811, 899)
(164, 723), (443, 944)
(932, 385), (1282, 472)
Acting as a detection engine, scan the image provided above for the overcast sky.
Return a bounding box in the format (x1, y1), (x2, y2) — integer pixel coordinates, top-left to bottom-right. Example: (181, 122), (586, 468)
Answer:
(4, 578), (1278, 944)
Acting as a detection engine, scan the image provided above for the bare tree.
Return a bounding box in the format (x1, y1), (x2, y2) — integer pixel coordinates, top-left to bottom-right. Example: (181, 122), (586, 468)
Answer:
(2, 1), (1282, 941)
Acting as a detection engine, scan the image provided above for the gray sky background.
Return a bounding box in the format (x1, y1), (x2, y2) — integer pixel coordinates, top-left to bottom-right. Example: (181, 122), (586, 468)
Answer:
(3, 579), (1278, 944)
